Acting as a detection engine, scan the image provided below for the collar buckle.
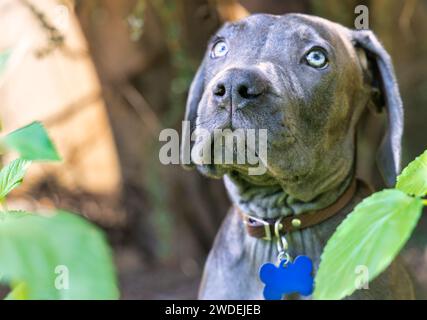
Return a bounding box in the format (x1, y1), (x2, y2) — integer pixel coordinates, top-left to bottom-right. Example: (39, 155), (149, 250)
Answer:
(242, 214), (272, 240)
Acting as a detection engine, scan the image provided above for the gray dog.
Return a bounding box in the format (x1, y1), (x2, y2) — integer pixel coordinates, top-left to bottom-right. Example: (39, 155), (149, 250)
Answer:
(181, 13), (414, 299)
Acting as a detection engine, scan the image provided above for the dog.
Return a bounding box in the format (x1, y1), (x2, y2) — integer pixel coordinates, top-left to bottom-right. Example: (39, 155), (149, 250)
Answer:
(181, 13), (414, 299)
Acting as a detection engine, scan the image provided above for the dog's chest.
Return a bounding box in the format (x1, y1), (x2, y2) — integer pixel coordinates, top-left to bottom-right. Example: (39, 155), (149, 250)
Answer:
(199, 204), (351, 300)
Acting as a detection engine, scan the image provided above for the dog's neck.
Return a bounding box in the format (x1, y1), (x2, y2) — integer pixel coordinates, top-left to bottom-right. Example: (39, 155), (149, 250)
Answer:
(224, 171), (354, 219)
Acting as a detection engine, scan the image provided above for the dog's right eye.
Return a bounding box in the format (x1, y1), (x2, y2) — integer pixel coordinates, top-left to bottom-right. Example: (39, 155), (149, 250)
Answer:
(211, 40), (229, 58)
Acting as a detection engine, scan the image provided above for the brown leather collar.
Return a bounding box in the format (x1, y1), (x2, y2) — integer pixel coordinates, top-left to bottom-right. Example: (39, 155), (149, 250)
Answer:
(237, 179), (358, 240)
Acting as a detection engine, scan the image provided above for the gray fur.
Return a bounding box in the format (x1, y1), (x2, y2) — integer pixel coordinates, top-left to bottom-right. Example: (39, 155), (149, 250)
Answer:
(182, 14), (410, 300)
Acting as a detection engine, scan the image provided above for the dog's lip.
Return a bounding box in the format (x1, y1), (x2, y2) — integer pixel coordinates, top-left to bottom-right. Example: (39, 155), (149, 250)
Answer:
(197, 164), (227, 178)
(229, 167), (282, 187)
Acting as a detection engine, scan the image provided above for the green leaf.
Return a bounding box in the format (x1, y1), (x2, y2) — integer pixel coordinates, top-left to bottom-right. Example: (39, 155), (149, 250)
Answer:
(0, 210), (119, 299)
(4, 282), (28, 300)
(3, 122), (61, 161)
(0, 49), (11, 77)
(314, 189), (423, 300)
(0, 159), (31, 200)
(396, 149), (427, 197)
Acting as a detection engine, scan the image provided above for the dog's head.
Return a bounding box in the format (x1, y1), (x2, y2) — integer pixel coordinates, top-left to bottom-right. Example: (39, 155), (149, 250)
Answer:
(181, 14), (403, 201)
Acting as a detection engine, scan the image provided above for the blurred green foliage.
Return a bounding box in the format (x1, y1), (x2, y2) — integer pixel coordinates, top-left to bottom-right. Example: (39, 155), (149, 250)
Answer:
(0, 210), (118, 299)
(3, 122), (61, 161)
(315, 149), (427, 300)
(0, 122), (118, 299)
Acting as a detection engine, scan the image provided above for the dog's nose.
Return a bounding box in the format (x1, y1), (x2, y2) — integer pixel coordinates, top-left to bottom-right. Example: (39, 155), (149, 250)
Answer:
(212, 68), (267, 110)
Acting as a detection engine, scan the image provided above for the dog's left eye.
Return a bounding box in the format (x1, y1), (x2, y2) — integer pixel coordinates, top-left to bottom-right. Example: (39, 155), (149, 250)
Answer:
(211, 40), (229, 58)
(305, 49), (328, 68)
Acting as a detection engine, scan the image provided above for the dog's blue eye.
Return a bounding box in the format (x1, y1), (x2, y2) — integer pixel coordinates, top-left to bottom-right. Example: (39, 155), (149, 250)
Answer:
(305, 50), (328, 68)
(211, 41), (229, 58)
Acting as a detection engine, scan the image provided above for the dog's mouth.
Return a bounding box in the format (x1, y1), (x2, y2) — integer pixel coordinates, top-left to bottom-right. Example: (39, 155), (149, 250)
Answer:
(194, 138), (278, 186)
(191, 124), (309, 186)
(197, 163), (277, 185)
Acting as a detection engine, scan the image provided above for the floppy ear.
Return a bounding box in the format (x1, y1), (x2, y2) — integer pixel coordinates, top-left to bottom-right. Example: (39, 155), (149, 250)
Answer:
(181, 57), (207, 169)
(352, 30), (404, 187)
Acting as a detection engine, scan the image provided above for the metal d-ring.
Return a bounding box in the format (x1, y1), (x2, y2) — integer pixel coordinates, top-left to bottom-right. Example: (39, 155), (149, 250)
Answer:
(274, 218), (291, 264)
(277, 251), (291, 266)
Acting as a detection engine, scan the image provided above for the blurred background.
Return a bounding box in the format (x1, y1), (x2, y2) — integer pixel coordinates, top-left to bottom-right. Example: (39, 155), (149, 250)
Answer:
(0, 0), (426, 299)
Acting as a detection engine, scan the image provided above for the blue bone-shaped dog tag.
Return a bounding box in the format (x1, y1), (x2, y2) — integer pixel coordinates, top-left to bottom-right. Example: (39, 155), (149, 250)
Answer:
(259, 255), (314, 300)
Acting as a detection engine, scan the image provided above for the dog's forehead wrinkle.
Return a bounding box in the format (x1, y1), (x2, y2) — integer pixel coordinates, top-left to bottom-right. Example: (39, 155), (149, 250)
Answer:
(278, 14), (348, 49)
(254, 20), (335, 67)
(285, 24), (322, 43)
(223, 20), (248, 33)
(220, 14), (276, 37)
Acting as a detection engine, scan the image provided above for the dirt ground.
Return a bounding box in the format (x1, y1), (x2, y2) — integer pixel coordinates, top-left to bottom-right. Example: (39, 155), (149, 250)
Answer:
(115, 246), (200, 300)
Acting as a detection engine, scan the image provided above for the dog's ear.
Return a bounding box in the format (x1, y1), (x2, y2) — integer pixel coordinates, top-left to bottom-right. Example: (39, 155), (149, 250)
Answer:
(181, 57), (207, 169)
(352, 30), (404, 187)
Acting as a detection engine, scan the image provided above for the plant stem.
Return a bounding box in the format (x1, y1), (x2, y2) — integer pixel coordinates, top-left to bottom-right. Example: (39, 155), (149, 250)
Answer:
(423, 199), (427, 206)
